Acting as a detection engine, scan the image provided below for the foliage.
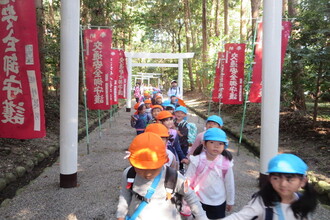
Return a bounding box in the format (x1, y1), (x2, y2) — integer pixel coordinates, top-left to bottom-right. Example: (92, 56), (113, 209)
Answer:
(39, 0), (328, 117)
(283, 0), (330, 104)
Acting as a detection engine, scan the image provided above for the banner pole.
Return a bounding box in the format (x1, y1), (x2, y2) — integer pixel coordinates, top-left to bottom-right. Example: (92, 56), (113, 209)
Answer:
(207, 89), (212, 117)
(109, 109), (112, 128)
(80, 25), (90, 155)
(98, 110), (102, 137)
(237, 20), (259, 156)
(114, 105), (117, 121)
(218, 102), (222, 116)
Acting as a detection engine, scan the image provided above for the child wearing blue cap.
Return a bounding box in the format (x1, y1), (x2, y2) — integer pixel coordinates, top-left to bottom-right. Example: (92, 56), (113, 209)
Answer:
(223, 153), (317, 220)
(174, 106), (190, 172)
(185, 128), (235, 219)
(188, 115), (224, 157)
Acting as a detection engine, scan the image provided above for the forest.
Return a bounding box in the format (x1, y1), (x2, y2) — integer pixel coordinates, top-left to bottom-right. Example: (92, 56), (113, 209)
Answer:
(38, 0), (329, 124)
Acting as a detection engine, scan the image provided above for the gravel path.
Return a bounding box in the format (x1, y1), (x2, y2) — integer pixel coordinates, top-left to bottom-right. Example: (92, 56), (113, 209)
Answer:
(0, 104), (329, 219)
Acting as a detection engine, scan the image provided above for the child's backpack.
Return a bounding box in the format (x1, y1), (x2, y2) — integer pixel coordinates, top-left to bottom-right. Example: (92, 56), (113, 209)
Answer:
(181, 121), (197, 144)
(126, 166), (183, 211)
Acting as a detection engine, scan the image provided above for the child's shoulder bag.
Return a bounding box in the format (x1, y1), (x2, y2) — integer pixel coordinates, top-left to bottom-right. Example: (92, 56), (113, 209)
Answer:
(126, 166), (183, 215)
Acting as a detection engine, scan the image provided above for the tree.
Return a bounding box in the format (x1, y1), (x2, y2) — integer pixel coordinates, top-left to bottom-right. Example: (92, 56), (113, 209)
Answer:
(287, 0), (307, 111)
(183, 0), (195, 91)
(224, 0), (229, 37)
(284, 0), (330, 125)
(250, 0), (261, 37)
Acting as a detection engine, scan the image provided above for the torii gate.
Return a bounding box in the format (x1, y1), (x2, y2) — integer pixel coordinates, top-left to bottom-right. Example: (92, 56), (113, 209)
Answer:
(125, 52), (194, 112)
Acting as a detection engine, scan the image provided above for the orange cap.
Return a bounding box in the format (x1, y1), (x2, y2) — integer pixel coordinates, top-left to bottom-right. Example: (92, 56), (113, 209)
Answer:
(157, 110), (173, 120)
(145, 123), (169, 137)
(144, 92), (150, 97)
(144, 99), (152, 104)
(151, 105), (163, 110)
(128, 132), (168, 169)
(134, 102), (141, 110)
(155, 95), (162, 100)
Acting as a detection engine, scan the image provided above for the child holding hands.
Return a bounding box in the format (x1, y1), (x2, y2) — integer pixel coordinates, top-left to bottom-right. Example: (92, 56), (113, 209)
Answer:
(223, 153), (317, 220)
(185, 128), (235, 219)
(116, 132), (208, 220)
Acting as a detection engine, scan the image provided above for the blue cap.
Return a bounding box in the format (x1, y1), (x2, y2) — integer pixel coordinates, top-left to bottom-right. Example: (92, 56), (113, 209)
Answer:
(203, 128), (228, 148)
(162, 100), (171, 107)
(206, 115), (224, 126)
(267, 154), (308, 175)
(174, 106), (187, 114)
(165, 104), (175, 109)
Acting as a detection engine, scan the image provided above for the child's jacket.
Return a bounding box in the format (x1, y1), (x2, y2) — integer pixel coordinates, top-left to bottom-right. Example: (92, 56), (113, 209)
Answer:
(222, 193), (310, 220)
(174, 120), (189, 156)
(131, 113), (151, 131)
(116, 166), (208, 220)
(185, 152), (235, 206)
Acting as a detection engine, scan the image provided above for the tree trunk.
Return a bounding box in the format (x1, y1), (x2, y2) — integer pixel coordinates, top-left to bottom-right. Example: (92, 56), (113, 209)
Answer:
(288, 0), (298, 17)
(223, 0), (229, 37)
(240, 0), (247, 42)
(35, 0), (47, 96)
(312, 64), (323, 127)
(215, 0), (221, 37)
(183, 0), (195, 91)
(202, 0), (208, 90)
(282, 0), (288, 15)
(288, 0), (306, 111)
(251, 0), (261, 38)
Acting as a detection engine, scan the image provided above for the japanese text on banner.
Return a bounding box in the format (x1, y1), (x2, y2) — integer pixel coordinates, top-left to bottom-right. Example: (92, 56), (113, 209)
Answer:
(0, 0), (45, 139)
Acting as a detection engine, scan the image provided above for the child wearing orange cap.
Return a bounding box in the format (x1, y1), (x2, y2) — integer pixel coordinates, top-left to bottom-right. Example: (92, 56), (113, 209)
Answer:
(147, 105), (163, 124)
(144, 99), (152, 118)
(131, 103), (152, 135)
(116, 132), (208, 220)
(157, 111), (189, 170)
(145, 123), (177, 170)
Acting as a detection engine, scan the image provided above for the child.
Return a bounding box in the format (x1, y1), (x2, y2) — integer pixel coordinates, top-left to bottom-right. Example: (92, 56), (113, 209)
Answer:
(148, 105), (163, 124)
(170, 95), (180, 108)
(144, 99), (152, 118)
(131, 103), (152, 135)
(223, 153), (317, 220)
(134, 83), (141, 103)
(165, 104), (176, 115)
(188, 115), (223, 156)
(174, 106), (190, 158)
(116, 132), (208, 220)
(157, 111), (189, 169)
(185, 127), (235, 219)
(140, 92), (151, 102)
(145, 123), (178, 170)
(154, 95), (163, 105)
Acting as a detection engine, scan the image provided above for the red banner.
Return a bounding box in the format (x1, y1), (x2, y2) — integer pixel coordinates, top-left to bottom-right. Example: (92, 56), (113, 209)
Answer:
(110, 49), (119, 105)
(0, 0), (46, 139)
(221, 43), (245, 104)
(212, 52), (224, 102)
(118, 50), (128, 99)
(249, 21), (292, 103)
(84, 29), (112, 109)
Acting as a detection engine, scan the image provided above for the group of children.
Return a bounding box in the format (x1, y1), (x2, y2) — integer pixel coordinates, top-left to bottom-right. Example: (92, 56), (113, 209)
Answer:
(119, 92), (318, 219)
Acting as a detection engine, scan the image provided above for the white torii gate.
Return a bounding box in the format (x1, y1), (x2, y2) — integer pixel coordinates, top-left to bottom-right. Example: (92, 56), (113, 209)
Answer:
(133, 72), (162, 87)
(125, 52), (194, 111)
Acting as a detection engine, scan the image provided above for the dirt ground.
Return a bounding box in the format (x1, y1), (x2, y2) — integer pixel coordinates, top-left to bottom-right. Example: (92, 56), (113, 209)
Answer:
(0, 91), (329, 202)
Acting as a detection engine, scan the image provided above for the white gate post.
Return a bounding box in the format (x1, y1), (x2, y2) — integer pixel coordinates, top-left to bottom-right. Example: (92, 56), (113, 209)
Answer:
(59, 0), (80, 188)
(178, 58), (183, 98)
(259, 0), (282, 186)
(126, 55), (132, 112)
